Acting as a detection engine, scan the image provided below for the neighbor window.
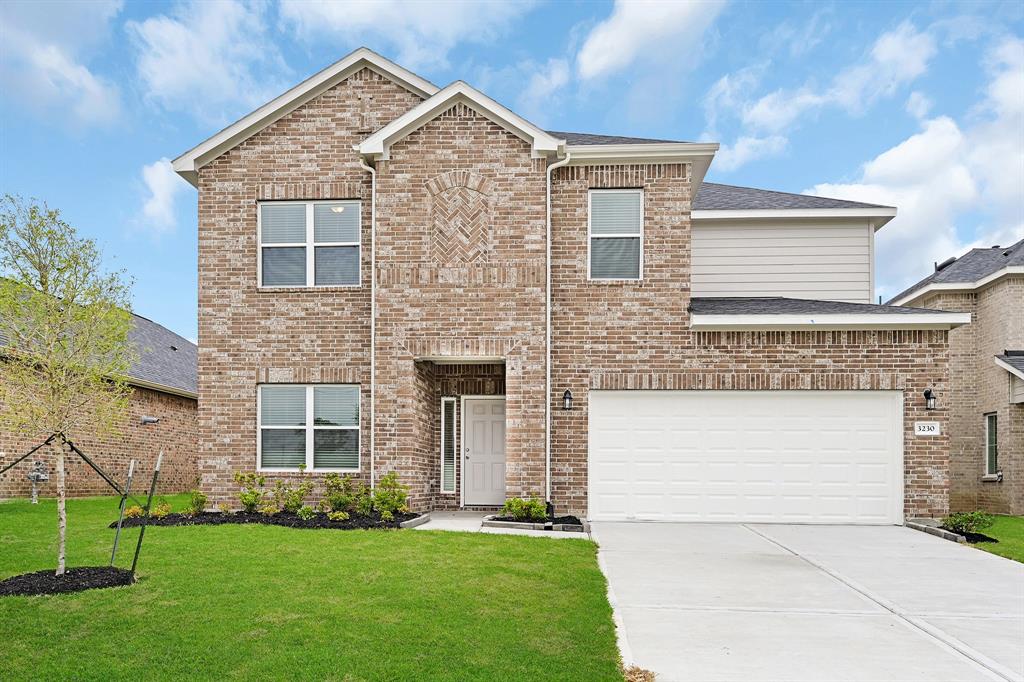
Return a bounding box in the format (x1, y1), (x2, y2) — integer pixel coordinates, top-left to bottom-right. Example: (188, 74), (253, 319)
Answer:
(985, 413), (998, 475)
(258, 384), (360, 471)
(589, 189), (643, 280)
(440, 398), (457, 493)
(259, 201), (360, 287)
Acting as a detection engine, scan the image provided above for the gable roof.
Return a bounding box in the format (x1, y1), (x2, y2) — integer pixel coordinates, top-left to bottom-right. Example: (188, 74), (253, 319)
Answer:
(172, 47), (439, 186)
(358, 81), (562, 159)
(548, 131), (686, 145)
(888, 238), (1024, 305)
(694, 183), (891, 211)
(127, 314), (197, 398)
(995, 351), (1024, 381)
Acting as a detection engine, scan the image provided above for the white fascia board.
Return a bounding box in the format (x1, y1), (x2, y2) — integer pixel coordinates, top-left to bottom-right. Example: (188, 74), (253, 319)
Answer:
(690, 312), (972, 331)
(888, 266), (1024, 306)
(693, 207), (897, 229)
(172, 48), (439, 187)
(565, 142), (719, 165)
(128, 377), (198, 400)
(359, 81), (563, 160)
(994, 356), (1024, 381)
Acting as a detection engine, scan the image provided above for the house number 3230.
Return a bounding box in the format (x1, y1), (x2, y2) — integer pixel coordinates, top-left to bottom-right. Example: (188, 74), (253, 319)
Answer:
(914, 422), (941, 436)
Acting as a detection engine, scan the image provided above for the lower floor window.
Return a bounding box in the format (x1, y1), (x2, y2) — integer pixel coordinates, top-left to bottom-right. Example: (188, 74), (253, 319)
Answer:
(985, 412), (998, 475)
(259, 384), (359, 471)
(440, 398), (457, 493)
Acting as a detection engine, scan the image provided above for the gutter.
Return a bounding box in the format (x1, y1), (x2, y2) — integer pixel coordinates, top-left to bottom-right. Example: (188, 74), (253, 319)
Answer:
(126, 377), (197, 400)
(888, 266), (1024, 306)
(689, 312), (972, 331)
(358, 155), (378, 489)
(545, 151), (571, 503)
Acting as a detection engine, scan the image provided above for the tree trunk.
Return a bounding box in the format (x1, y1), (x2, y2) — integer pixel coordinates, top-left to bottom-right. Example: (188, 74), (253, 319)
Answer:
(55, 440), (67, 576)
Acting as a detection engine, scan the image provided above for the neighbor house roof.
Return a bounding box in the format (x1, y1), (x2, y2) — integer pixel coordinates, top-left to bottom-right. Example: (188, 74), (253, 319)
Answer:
(888, 239), (1024, 305)
(688, 297), (971, 331)
(127, 314), (197, 398)
(995, 351), (1024, 381)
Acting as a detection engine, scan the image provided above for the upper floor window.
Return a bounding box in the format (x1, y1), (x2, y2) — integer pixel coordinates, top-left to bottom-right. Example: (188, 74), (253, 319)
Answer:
(259, 201), (360, 287)
(589, 189), (643, 281)
(258, 384), (360, 472)
(985, 413), (998, 475)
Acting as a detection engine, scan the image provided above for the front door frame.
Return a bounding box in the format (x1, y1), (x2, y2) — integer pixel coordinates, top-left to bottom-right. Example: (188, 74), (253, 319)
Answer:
(460, 394), (507, 508)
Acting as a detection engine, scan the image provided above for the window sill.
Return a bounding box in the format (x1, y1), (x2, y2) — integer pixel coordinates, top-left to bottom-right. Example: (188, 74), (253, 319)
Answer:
(257, 468), (361, 474)
(981, 474), (1001, 483)
(255, 285), (362, 293)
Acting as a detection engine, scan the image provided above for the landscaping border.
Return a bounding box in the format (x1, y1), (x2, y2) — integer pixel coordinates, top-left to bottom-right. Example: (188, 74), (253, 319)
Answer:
(482, 516), (586, 533)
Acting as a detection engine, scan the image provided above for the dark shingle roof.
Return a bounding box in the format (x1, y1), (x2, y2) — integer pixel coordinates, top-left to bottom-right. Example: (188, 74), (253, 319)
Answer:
(888, 238), (1024, 303)
(548, 130), (685, 145)
(694, 182), (892, 211)
(996, 350), (1024, 376)
(688, 297), (956, 316)
(127, 314), (197, 396)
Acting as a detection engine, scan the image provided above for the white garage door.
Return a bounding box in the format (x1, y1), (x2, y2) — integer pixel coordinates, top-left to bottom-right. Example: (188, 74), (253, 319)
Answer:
(588, 391), (903, 524)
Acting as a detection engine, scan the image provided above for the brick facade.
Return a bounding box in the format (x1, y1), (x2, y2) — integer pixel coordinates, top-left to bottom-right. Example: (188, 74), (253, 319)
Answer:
(192, 66), (956, 519)
(0, 385), (197, 499)
(923, 277), (1024, 514)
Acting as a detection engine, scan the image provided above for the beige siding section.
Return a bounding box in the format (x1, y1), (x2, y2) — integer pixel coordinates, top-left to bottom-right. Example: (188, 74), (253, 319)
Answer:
(691, 220), (874, 302)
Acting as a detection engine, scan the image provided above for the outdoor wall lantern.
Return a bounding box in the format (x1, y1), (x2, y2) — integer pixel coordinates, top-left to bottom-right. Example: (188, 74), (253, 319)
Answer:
(562, 389), (573, 411)
(923, 389), (937, 411)
(140, 416), (161, 425)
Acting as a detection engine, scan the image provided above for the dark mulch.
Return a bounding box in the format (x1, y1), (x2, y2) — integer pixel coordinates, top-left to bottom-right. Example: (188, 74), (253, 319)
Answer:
(109, 510), (419, 531)
(959, 531), (999, 544)
(0, 567), (134, 597)
(493, 515), (583, 526)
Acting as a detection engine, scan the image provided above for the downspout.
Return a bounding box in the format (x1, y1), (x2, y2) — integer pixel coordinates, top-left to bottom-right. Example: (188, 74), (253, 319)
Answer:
(545, 151), (571, 503)
(358, 155), (377, 489)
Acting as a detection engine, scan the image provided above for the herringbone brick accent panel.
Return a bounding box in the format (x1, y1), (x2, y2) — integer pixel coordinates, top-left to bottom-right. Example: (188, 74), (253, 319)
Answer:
(426, 171), (494, 264)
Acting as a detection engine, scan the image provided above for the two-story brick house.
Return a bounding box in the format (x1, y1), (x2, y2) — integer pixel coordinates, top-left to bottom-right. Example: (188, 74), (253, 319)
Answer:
(174, 48), (969, 523)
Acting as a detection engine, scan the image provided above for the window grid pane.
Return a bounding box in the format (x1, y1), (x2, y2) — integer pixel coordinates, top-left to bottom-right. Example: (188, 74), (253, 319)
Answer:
(261, 386), (306, 426)
(441, 400), (455, 492)
(314, 386), (359, 427)
(315, 246), (360, 286)
(591, 192), (642, 235)
(591, 237), (641, 279)
(260, 429), (306, 468)
(314, 202), (360, 243)
(987, 414), (998, 472)
(262, 247), (306, 286)
(261, 204), (306, 243)
(313, 429), (359, 469)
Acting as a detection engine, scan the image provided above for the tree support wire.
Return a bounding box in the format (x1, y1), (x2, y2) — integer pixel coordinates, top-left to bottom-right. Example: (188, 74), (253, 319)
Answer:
(0, 434), (56, 477)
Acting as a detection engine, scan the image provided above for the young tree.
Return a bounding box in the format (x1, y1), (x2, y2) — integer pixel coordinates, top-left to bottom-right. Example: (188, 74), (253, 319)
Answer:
(0, 194), (135, 575)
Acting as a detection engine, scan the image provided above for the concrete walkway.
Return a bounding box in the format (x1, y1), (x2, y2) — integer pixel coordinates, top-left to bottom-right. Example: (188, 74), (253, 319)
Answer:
(592, 522), (1024, 682)
(413, 511), (591, 539)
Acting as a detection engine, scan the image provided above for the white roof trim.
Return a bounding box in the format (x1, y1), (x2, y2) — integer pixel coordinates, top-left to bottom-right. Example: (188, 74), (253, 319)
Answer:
(565, 142), (718, 200)
(693, 207), (897, 229)
(690, 312), (972, 331)
(889, 266), (1024, 306)
(128, 377), (197, 400)
(994, 356), (1024, 381)
(359, 81), (562, 160)
(172, 48), (439, 187)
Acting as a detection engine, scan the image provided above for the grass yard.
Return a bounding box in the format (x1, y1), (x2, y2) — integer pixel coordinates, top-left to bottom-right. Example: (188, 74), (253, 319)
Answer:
(0, 495), (622, 681)
(972, 515), (1024, 563)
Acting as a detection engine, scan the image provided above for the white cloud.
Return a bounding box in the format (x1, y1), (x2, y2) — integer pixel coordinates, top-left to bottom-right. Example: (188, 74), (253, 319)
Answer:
(140, 158), (189, 233)
(279, 0), (535, 71)
(577, 0), (725, 80)
(0, 0), (122, 127)
(714, 135), (788, 172)
(804, 38), (1024, 299)
(905, 91), (933, 120)
(127, 0), (288, 125)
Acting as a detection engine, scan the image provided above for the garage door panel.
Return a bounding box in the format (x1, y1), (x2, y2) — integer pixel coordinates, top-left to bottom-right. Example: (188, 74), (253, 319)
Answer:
(589, 390), (903, 524)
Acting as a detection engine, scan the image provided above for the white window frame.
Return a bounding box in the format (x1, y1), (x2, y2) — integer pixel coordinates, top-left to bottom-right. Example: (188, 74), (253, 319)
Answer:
(587, 188), (644, 282)
(257, 384), (360, 473)
(984, 412), (999, 476)
(257, 200), (362, 288)
(440, 397), (458, 494)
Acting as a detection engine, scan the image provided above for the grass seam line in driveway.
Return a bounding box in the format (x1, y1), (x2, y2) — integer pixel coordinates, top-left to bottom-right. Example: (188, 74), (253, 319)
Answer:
(742, 525), (1019, 682)
(591, 525), (636, 670)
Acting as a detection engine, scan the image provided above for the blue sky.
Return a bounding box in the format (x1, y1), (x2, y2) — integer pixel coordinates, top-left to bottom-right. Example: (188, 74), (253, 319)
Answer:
(2, 0), (1022, 339)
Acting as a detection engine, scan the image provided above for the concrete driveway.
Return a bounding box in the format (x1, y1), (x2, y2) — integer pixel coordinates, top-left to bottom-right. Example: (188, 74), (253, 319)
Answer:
(592, 523), (1024, 682)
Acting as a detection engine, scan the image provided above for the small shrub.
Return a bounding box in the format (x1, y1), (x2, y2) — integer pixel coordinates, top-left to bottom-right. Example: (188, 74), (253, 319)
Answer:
(327, 510), (349, 522)
(355, 494), (374, 517)
(296, 505), (317, 521)
(150, 500), (172, 519)
(124, 505), (144, 518)
(272, 480), (313, 514)
(257, 502), (279, 516)
(372, 471), (409, 518)
(323, 473), (370, 514)
(501, 497), (547, 521)
(942, 511), (996, 536)
(217, 503), (231, 514)
(234, 471), (266, 513)
(188, 489), (208, 514)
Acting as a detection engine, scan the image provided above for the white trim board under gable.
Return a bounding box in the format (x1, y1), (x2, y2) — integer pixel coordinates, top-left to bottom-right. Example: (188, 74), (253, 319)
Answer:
(358, 81), (563, 160)
(995, 356), (1024, 382)
(689, 312), (972, 331)
(172, 48), (439, 187)
(889, 266), (1024, 306)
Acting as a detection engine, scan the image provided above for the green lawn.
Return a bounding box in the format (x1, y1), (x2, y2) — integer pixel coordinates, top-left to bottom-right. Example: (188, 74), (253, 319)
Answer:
(0, 495), (621, 681)
(971, 515), (1024, 563)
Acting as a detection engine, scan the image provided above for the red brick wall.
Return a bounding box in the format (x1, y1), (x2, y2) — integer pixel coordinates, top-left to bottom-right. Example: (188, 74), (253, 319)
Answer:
(0, 386), (197, 499)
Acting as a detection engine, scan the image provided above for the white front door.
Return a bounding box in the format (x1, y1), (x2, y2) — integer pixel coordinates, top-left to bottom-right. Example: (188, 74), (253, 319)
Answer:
(463, 397), (506, 506)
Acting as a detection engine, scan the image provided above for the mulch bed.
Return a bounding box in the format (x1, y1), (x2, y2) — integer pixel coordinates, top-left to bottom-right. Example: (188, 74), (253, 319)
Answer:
(958, 531), (998, 544)
(109, 510), (419, 531)
(0, 567), (134, 597)
(492, 515), (583, 526)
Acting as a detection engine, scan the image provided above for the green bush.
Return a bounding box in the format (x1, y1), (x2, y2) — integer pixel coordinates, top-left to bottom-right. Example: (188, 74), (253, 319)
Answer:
(296, 505), (317, 521)
(327, 510), (349, 522)
(942, 511), (996, 535)
(234, 471), (266, 513)
(501, 497), (547, 521)
(151, 499), (172, 519)
(124, 504), (144, 518)
(355, 495), (374, 517)
(183, 489), (208, 516)
(323, 474), (370, 514)
(257, 501), (279, 516)
(372, 471), (409, 518)
(273, 480), (313, 514)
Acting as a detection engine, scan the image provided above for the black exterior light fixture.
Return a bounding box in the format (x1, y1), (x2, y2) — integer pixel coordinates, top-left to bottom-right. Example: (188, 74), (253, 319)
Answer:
(923, 389), (937, 411)
(562, 389), (573, 411)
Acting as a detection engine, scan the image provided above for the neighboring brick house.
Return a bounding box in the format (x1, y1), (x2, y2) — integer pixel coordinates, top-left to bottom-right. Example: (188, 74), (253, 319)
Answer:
(889, 239), (1024, 515)
(0, 314), (198, 499)
(173, 48), (970, 522)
